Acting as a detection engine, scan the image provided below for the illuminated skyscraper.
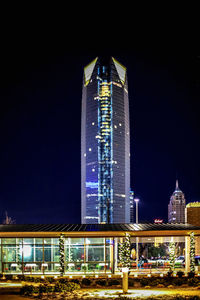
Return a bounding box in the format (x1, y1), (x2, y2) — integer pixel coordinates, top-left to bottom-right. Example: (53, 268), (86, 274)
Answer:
(81, 57), (130, 224)
(168, 180), (186, 223)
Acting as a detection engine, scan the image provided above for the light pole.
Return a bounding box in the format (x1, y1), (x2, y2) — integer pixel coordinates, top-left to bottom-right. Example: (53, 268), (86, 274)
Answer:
(134, 198), (139, 272)
(134, 198), (139, 224)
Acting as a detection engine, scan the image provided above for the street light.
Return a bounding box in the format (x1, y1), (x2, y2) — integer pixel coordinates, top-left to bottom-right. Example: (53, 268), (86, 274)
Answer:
(134, 198), (139, 224)
(134, 198), (140, 272)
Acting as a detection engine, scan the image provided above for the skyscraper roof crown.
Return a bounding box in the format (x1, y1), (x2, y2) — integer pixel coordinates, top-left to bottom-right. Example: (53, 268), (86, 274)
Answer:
(172, 180), (183, 195)
(83, 57), (127, 86)
(84, 57), (98, 86)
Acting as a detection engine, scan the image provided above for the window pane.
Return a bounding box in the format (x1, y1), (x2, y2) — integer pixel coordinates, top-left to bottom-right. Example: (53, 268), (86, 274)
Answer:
(16, 238), (23, 245)
(52, 246), (59, 262)
(44, 238), (51, 245)
(35, 238), (43, 244)
(87, 245), (104, 261)
(2, 246), (17, 262)
(23, 238), (34, 244)
(106, 246), (111, 261)
(2, 238), (16, 245)
(52, 238), (59, 245)
(71, 246), (84, 262)
(23, 245), (34, 262)
(35, 246), (43, 262)
(65, 238), (70, 245)
(69, 238), (84, 245)
(44, 246), (51, 262)
(86, 238), (104, 244)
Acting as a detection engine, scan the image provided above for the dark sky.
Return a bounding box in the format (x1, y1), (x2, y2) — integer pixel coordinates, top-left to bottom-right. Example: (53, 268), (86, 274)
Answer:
(0, 18), (199, 224)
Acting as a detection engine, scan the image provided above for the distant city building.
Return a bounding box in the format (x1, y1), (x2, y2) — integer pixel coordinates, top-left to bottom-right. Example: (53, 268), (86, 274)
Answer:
(81, 57), (130, 224)
(168, 180), (186, 223)
(186, 202), (200, 226)
(186, 202), (200, 255)
(130, 190), (134, 223)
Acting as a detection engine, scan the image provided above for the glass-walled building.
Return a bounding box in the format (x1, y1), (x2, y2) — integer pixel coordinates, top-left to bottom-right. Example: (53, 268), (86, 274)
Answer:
(81, 57), (130, 224)
(0, 237), (112, 275)
(0, 223), (200, 275)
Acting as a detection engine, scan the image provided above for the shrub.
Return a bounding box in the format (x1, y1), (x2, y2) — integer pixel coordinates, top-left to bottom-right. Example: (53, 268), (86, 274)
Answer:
(140, 277), (149, 287)
(150, 279), (161, 287)
(54, 281), (63, 292)
(21, 281), (80, 296)
(96, 279), (107, 286)
(81, 277), (91, 286)
(20, 284), (38, 296)
(38, 283), (48, 294)
(5, 274), (13, 280)
(128, 278), (134, 287)
(59, 277), (69, 284)
(188, 271), (195, 278)
(157, 283), (165, 288)
(188, 278), (199, 286)
(173, 278), (184, 286)
(46, 276), (55, 283)
(34, 277), (43, 283)
(17, 275), (25, 281)
(177, 271), (184, 278)
(71, 278), (80, 284)
(167, 284), (174, 288)
(65, 282), (80, 292)
(108, 278), (121, 286)
(167, 270), (173, 277)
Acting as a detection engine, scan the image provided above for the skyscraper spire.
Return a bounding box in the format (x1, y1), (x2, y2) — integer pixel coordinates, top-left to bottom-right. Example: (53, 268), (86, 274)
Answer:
(176, 179), (179, 190)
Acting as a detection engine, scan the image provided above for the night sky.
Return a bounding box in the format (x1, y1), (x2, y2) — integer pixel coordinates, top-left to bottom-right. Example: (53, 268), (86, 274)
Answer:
(0, 21), (199, 224)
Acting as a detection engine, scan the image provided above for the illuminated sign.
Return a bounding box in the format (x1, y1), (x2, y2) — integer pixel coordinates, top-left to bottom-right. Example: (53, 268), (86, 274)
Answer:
(154, 219), (163, 224)
(86, 182), (98, 189)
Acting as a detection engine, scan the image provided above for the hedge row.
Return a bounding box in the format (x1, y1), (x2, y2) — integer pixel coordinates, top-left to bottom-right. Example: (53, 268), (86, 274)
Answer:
(1, 273), (200, 287)
(21, 281), (80, 296)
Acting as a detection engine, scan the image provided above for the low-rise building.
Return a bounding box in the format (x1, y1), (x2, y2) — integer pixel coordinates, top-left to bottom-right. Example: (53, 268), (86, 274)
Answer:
(0, 223), (200, 275)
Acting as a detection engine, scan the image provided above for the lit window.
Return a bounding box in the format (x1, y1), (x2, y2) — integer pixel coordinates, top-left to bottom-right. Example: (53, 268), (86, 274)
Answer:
(92, 122), (95, 125)
(89, 148), (92, 152)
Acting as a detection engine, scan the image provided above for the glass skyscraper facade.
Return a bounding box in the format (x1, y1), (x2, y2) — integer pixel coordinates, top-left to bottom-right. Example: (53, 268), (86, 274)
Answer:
(81, 57), (130, 224)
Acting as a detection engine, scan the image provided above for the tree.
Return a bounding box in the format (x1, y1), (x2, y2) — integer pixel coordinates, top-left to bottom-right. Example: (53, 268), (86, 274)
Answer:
(190, 232), (195, 273)
(169, 241), (176, 272)
(59, 234), (65, 277)
(118, 233), (131, 293)
(118, 233), (131, 268)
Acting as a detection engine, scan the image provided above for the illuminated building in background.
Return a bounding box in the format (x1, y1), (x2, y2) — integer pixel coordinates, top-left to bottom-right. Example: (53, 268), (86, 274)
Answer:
(81, 57), (130, 224)
(185, 202), (200, 255)
(186, 202), (200, 226)
(168, 180), (186, 223)
(130, 190), (134, 223)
